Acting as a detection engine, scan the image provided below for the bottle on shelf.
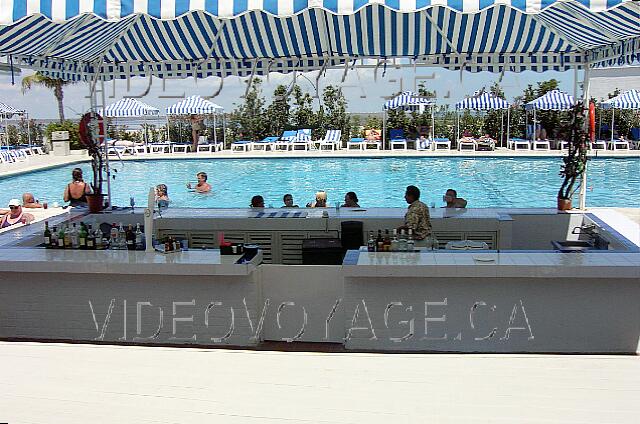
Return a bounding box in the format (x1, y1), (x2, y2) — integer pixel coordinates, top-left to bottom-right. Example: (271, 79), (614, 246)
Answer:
(63, 225), (72, 249)
(110, 223), (118, 250)
(43, 221), (51, 247)
(50, 226), (58, 248)
(126, 224), (135, 250)
(78, 223), (87, 249)
(70, 223), (79, 249)
(431, 234), (439, 251)
(94, 226), (104, 250)
(398, 229), (408, 252)
(135, 223), (144, 251)
(86, 224), (95, 250)
(407, 229), (415, 252)
(58, 226), (66, 248)
(376, 230), (383, 252)
(390, 229), (399, 252)
(367, 231), (376, 252)
(118, 223), (126, 250)
(383, 229), (391, 252)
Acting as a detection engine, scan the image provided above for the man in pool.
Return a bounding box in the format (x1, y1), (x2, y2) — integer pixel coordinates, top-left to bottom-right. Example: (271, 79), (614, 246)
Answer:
(398, 185), (432, 246)
(22, 193), (43, 208)
(250, 195), (265, 208)
(443, 189), (468, 208)
(281, 194), (299, 208)
(186, 172), (211, 193)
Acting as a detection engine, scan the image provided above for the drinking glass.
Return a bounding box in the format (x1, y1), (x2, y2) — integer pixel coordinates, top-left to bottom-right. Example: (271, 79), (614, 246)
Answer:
(129, 196), (135, 213)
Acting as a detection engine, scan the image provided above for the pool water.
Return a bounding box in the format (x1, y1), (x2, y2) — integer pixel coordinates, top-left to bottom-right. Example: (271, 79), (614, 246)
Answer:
(0, 157), (638, 209)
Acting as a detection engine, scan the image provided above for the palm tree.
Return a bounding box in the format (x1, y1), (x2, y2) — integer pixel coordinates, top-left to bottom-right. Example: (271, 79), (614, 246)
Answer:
(21, 72), (71, 122)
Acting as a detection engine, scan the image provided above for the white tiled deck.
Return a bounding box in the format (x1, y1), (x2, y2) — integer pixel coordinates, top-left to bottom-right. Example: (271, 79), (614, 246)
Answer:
(0, 341), (638, 424)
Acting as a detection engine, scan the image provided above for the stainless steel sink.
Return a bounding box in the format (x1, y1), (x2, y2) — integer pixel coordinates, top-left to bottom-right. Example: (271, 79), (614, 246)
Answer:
(551, 240), (595, 252)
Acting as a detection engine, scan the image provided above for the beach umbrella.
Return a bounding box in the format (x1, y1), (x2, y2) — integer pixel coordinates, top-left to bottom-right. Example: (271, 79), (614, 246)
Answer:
(455, 93), (511, 146)
(383, 91), (435, 148)
(166, 96), (224, 144)
(0, 102), (26, 148)
(525, 90), (576, 140)
(103, 98), (160, 145)
(600, 89), (640, 141)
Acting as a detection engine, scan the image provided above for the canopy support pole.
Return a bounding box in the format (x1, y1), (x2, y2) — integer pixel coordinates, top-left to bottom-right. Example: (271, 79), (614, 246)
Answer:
(382, 110), (386, 150)
(533, 109), (537, 141)
(431, 105), (435, 140)
(611, 110), (615, 142)
(506, 107), (511, 148)
(500, 110), (504, 145)
(579, 65), (591, 211)
(223, 114), (227, 149)
(456, 109), (459, 142)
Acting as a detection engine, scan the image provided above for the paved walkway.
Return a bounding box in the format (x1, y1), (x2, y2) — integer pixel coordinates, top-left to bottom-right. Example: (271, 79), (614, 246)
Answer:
(0, 341), (638, 424)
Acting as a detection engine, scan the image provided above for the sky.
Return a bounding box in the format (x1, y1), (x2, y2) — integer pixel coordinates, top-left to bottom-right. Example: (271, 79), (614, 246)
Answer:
(0, 66), (581, 120)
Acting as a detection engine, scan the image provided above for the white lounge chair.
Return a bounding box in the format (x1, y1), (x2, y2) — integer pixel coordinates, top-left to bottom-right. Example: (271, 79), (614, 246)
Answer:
(291, 129), (312, 151)
(171, 143), (191, 153)
(508, 138), (530, 150)
(433, 138), (451, 150)
(607, 138), (630, 150)
(318, 130), (342, 151)
(347, 137), (365, 150)
(274, 130), (298, 151)
(252, 136), (279, 151)
(457, 138), (477, 151)
(591, 140), (606, 150)
(148, 142), (171, 154)
(389, 129), (407, 150)
(532, 139), (550, 150)
(231, 140), (253, 152)
(415, 138), (432, 151)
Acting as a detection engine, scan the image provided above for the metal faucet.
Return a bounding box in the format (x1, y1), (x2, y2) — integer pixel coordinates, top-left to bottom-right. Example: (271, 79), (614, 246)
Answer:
(572, 223), (597, 236)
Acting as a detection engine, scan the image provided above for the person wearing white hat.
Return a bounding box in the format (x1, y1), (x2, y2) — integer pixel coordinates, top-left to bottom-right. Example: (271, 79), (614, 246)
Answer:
(0, 199), (34, 229)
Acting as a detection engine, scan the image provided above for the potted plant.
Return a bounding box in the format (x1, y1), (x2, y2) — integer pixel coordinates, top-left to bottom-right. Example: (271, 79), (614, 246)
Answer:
(79, 112), (106, 213)
(557, 103), (589, 210)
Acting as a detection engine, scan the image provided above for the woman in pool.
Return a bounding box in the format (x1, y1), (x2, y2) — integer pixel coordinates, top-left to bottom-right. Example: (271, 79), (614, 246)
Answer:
(155, 184), (170, 209)
(63, 168), (93, 207)
(306, 191), (327, 208)
(342, 191), (360, 208)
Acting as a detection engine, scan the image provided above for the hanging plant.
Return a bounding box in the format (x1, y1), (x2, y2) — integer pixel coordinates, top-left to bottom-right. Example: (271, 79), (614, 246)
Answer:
(558, 102), (589, 206)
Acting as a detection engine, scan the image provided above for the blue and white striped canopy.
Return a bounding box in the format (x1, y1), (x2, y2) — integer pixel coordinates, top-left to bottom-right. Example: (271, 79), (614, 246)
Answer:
(525, 90), (576, 110)
(0, 1), (638, 80)
(103, 98), (159, 117)
(166, 96), (223, 115)
(0, 102), (25, 118)
(384, 91), (434, 110)
(456, 92), (510, 110)
(600, 89), (640, 110)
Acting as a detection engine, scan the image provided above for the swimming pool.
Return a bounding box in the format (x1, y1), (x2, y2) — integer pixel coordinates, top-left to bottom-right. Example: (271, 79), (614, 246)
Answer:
(0, 157), (638, 209)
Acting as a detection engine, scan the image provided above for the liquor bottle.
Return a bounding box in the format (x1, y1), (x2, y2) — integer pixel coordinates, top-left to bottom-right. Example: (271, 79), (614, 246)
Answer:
(431, 234), (439, 251)
(50, 226), (58, 248)
(63, 225), (72, 249)
(367, 231), (376, 252)
(398, 229), (408, 252)
(407, 229), (415, 252)
(135, 224), (144, 250)
(376, 230), (383, 252)
(58, 226), (66, 248)
(118, 223), (127, 250)
(383, 229), (391, 252)
(43, 221), (51, 247)
(390, 229), (399, 252)
(110, 223), (118, 249)
(94, 226), (104, 250)
(126, 224), (135, 250)
(86, 224), (95, 250)
(70, 223), (79, 249)
(78, 223), (87, 249)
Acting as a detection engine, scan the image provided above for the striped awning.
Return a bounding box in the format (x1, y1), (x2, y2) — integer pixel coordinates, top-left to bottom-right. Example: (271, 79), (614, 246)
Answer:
(0, 102), (25, 118)
(0, 1), (638, 80)
(384, 91), (434, 110)
(103, 98), (159, 117)
(525, 90), (576, 110)
(600, 89), (640, 110)
(456, 92), (510, 110)
(166, 96), (224, 115)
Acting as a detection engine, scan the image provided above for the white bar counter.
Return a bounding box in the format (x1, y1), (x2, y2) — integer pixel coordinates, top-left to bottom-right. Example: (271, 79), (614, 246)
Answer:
(0, 248), (258, 276)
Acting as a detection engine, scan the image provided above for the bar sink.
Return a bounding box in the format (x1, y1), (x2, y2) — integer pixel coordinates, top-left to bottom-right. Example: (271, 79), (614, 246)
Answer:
(551, 240), (595, 252)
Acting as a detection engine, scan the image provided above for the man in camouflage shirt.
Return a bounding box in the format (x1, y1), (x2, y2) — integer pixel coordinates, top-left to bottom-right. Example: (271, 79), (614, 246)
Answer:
(400, 185), (432, 243)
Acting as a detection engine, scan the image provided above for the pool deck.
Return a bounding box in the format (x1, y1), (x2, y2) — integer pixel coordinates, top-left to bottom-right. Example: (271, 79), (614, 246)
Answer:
(1, 341), (638, 423)
(1, 147), (639, 178)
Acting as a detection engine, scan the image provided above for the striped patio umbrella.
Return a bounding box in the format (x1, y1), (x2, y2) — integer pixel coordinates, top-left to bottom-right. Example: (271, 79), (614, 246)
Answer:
(384, 91), (434, 110)
(0, 1), (638, 81)
(103, 98), (159, 117)
(0, 102), (24, 118)
(525, 90), (576, 111)
(166, 96), (223, 115)
(456, 93), (510, 110)
(601, 89), (640, 110)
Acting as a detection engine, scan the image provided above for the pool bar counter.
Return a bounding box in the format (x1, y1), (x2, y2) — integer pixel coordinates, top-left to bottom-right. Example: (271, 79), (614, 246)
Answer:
(0, 207), (638, 353)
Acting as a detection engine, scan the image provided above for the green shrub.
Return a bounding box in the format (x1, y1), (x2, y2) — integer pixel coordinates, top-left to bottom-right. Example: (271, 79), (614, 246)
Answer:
(45, 121), (81, 150)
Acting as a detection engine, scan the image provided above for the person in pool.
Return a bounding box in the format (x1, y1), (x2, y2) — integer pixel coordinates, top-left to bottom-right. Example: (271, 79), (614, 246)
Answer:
(443, 189), (468, 208)
(306, 191), (327, 208)
(155, 184), (170, 209)
(63, 168), (93, 207)
(22, 193), (43, 209)
(281, 194), (299, 208)
(1, 199), (34, 229)
(342, 191), (360, 208)
(186, 172), (211, 193)
(250, 195), (265, 208)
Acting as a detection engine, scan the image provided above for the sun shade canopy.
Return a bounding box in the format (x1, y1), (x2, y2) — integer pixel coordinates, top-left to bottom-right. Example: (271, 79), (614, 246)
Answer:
(600, 89), (640, 110)
(166, 95), (224, 115)
(456, 92), (510, 110)
(525, 90), (576, 111)
(384, 91), (434, 110)
(103, 98), (160, 117)
(0, 1), (638, 81)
